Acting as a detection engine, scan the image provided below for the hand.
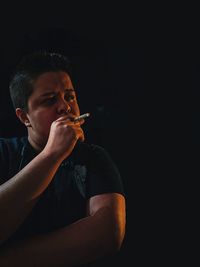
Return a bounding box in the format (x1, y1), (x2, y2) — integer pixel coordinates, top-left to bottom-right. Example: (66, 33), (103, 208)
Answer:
(43, 115), (85, 161)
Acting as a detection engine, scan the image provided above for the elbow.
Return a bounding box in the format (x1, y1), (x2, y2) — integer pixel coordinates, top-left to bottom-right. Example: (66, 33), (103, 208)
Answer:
(116, 234), (125, 251)
(104, 222), (126, 253)
(106, 214), (126, 253)
(112, 211), (126, 252)
(112, 226), (126, 252)
(104, 233), (125, 255)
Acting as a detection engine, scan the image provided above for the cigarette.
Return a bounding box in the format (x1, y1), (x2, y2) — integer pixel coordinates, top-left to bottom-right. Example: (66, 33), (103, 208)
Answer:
(74, 113), (90, 122)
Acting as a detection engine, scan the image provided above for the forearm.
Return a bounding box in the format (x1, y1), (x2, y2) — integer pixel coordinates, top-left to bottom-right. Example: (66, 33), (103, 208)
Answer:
(0, 208), (118, 267)
(0, 150), (62, 244)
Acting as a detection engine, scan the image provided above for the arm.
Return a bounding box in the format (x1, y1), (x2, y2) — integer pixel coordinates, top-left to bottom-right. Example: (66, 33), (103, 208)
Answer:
(86, 192), (126, 251)
(0, 116), (84, 245)
(0, 150), (63, 245)
(0, 193), (126, 266)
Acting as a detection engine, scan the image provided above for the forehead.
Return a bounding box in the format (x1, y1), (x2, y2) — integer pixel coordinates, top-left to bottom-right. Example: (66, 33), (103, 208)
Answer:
(33, 71), (73, 93)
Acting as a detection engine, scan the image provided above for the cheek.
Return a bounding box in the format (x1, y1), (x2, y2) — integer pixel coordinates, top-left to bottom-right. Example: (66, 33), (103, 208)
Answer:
(40, 113), (55, 129)
(31, 111), (55, 133)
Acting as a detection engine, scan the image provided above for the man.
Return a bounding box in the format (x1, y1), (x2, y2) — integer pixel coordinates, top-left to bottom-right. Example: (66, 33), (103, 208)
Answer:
(0, 51), (126, 266)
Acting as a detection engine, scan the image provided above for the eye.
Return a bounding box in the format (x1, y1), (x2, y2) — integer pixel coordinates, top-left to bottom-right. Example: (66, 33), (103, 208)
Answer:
(44, 96), (56, 105)
(64, 94), (75, 102)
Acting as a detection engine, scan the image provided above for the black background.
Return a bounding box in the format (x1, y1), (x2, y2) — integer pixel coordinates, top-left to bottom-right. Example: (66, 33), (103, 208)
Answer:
(0, 3), (147, 266)
(193, 51), (200, 144)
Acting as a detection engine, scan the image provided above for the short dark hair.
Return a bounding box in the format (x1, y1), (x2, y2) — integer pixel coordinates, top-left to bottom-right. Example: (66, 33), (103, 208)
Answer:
(9, 51), (71, 112)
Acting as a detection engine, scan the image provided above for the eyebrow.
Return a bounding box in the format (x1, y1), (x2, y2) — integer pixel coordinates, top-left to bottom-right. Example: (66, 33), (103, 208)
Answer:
(40, 88), (75, 98)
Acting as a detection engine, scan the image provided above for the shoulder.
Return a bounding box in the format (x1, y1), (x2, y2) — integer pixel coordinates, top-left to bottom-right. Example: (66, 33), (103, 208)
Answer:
(0, 137), (26, 184)
(0, 136), (27, 155)
(0, 136), (28, 170)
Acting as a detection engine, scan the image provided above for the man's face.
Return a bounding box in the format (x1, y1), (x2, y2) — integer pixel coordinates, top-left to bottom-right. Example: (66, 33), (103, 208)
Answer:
(26, 71), (80, 149)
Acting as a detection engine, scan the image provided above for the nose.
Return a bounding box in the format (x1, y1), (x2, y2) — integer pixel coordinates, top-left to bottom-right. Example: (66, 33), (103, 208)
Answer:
(57, 96), (71, 115)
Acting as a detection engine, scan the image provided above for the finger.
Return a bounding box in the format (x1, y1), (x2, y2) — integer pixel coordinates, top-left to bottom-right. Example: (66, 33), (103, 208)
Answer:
(74, 118), (85, 126)
(58, 120), (82, 127)
(75, 128), (85, 142)
(55, 115), (75, 122)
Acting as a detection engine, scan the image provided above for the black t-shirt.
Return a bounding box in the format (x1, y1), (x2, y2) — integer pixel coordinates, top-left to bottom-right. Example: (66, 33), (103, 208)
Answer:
(0, 136), (124, 243)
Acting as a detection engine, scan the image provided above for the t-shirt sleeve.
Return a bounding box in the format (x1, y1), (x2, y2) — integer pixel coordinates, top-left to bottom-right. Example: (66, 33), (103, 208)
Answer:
(86, 145), (125, 199)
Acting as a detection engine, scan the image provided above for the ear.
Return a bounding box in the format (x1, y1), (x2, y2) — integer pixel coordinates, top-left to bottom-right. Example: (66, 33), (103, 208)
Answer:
(15, 108), (31, 127)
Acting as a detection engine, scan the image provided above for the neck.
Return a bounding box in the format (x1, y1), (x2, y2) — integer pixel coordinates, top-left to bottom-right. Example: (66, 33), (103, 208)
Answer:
(28, 135), (45, 153)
